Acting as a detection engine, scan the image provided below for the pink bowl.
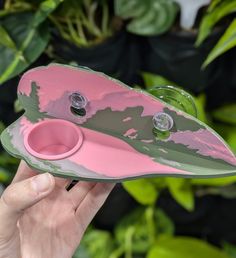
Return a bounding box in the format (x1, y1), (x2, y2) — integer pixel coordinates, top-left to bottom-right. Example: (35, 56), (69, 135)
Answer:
(24, 119), (83, 160)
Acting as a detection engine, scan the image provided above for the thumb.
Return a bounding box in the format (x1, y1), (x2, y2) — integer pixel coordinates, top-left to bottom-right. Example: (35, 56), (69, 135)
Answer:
(0, 173), (55, 239)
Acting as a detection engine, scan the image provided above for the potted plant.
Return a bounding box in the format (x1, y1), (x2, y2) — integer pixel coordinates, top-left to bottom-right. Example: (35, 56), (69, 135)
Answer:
(115, 0), (236, 95)
(49, 0), (142, 85)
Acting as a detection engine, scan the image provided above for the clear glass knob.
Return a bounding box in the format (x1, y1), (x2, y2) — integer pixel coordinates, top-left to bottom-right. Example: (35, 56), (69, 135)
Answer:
(70, 92), (88, 109)
(153, 112), (174, 132)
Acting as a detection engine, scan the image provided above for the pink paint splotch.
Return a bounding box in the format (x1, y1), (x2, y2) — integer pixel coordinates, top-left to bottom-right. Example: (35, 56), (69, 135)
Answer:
(170, 129), (236, 166)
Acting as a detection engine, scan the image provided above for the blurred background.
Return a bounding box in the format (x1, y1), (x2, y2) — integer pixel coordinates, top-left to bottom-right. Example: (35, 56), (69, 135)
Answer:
(0, 0), (236, 257)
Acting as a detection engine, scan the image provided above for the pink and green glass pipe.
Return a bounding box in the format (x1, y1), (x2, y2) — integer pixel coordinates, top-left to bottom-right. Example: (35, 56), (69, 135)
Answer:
(1, 64), (236, 182)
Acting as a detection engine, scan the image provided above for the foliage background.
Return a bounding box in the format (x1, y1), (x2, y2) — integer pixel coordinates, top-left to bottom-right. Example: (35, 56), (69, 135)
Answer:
(0, 0), (236, 258)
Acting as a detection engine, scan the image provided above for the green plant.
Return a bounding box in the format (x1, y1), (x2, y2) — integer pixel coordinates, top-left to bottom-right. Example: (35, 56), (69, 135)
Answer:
(73, 206), (231, 258)
(0, 0), (63, 84)
(50, 0), (114, 47)
(196, 0), (236, 67)
(114, 0), (179, 36)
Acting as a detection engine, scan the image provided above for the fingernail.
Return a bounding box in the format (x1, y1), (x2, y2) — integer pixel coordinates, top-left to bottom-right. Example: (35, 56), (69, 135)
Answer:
(31, 173), (53, 193)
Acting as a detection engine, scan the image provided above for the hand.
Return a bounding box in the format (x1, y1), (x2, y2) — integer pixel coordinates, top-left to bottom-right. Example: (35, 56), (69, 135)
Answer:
(0, 161), (115, 258)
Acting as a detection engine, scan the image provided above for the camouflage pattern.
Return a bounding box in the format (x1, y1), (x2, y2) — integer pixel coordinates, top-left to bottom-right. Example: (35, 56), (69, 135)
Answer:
(1, 64), (236, 182)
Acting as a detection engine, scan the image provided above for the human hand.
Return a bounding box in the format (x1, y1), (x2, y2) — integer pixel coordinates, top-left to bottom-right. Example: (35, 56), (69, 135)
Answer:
(0, 161), (115, 258)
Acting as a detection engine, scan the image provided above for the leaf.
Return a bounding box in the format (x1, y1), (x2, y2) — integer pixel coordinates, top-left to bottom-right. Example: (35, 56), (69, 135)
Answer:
(142, 72), (177, 90)
(147, 236), (230, 258)
(115, 0), (149, 19)
(191, 176), (236, 187)
(0, 25), (17, 50)
(212, 104), (236, 125)
(203, 19), (236, 67)
(223, 242), (236, 258)
(115, 0), (179, 36)
(73, 228), (114, 258)
(211, 122), (236, 154)
(33, 0), (63, 27)
(196, 0), (236, 46)
(0, 153), (19, 166)
(0, 12), (50, 84)
(194, 94), (209, 124)
(0, 0), (63, 84)
(227, 131), (236, 154)
(73, 245), (90, 258)
(115, 208), (152, 254)
(122, 178), (159, 205)
(155, 209), (174, 236)
(115, 207), (174, 254)
(208, 0), (222, 12)
(166, 178), (194, 211)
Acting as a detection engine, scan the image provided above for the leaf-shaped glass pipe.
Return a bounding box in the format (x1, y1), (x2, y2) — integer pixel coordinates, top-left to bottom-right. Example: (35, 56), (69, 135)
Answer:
(1, 64), (236, 182)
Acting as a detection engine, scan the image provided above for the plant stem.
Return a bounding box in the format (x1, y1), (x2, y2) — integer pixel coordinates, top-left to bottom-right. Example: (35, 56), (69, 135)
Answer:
(102, 2), (110, 35)
(75, 13), (87, 44)
(66, 17), (87, 46)
(124, 226), (135, 258)
(145, 206), (156, 245)
(109, 246), (125, 258)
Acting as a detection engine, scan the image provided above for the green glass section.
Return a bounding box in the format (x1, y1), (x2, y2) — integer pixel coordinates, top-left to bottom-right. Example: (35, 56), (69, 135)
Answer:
(148, 86), (198, 118)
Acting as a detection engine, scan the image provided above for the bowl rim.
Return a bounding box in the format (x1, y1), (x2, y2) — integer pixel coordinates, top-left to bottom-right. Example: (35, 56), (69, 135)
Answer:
(24, 119), (84, 160)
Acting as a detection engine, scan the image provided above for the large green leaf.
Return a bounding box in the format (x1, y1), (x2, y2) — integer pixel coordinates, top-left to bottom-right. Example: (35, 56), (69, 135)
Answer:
(122, 178), (158, 205)
(196, 0), (236, 46)
(166, 178), (194, 211)
(0, 0), (63, 84)
(148, 236), (230, 258)
(0, 12), (49, 84)
(115, 0), (179, 36)
(203, 19), (236, 67)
